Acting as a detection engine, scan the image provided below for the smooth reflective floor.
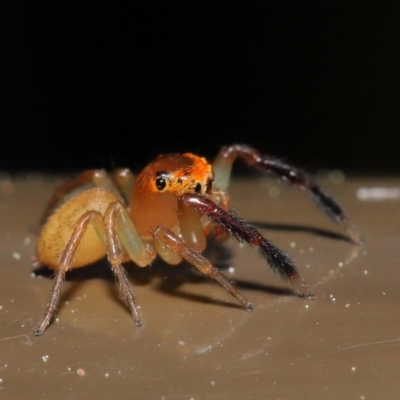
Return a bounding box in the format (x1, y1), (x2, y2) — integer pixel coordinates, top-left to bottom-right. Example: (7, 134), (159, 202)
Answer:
(0, 174), (399, 399)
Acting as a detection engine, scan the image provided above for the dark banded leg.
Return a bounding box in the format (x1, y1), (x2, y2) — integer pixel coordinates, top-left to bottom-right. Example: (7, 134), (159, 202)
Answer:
(179, 193), (313, 299)
(213, 144), (361, 244)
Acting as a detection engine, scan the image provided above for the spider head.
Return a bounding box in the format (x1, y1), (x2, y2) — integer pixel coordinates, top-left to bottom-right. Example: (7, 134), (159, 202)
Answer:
(137, 153), (214, 197)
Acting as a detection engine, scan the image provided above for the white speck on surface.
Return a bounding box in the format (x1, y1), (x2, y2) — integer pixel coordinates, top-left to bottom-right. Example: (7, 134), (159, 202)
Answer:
(42, 355), (49, 363)
(290, 242), (296, 248)
(12, 252), (21, 260)
(105, 373), (109, 378)
(24, 237), (31, 244)
(305, 304), (309, 309)
(178, 341), (185, 346)
(351, 366), (357, 372)
(77, 368), (86, 377)
(268, 186), (280, 198)
(338, 262), (343, 267)
(196, 345), (212, 354)
(357, 187), (400, 201)
(382, 292), (386, 296)
(228, 266), (235, 274)
(210, 380), (216, 386)
(328, 170), (345, 184)
(345, 303), (351, 308)
(364, 270), (368, 275)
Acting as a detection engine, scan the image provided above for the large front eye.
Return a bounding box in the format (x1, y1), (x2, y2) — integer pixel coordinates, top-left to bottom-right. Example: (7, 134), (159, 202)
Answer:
(155, 171), (168, 191)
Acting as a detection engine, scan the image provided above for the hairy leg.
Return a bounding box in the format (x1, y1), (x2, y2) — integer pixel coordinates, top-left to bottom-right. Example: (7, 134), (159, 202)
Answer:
(34, 211), (104, 336)
(213, 144), (361, 244)
(179, 194), (313, 298)
(154, 226), (254, 311)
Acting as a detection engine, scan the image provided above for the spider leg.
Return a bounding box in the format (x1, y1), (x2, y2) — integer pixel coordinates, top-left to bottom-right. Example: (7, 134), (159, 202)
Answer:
(213, 144), (361, 244)
(35, 199), (151, 335)
(179, 194), (313, 299)
(154, 226), (254, 311)
(34, 210), (104, 336)
(103, 201), (158, 326)
(112, 168), (135, 204)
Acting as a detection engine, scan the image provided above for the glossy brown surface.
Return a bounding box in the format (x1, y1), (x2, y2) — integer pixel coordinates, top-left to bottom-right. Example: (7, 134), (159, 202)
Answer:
(0, 174), (399, 399)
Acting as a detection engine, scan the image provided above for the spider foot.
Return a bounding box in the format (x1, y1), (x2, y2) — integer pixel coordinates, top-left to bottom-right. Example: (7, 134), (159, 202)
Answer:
(134, 318), (143, 326)
(245, 302), (254, 312)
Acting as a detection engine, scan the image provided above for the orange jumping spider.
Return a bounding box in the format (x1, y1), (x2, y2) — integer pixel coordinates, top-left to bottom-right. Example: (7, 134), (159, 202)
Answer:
(33, 144), (360, 335)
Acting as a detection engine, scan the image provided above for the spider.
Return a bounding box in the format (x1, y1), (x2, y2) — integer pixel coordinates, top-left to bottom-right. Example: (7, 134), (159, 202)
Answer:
(33, 144), (361, 336)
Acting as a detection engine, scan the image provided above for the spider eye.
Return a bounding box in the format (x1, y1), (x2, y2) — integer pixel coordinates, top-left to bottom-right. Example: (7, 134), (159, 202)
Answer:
(155, 171), (168, 191)
(194, 183), (202, 193)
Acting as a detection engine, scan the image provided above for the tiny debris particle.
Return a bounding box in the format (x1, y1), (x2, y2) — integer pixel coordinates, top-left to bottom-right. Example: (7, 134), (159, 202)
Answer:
(77, 368), (86, 377)
(12, 252), (21, 260)
(105, 373), (109, 378)
(228, 266), (235, 274)
(290, 242), (296, 248)
(42, 355), (49, 363)
(364, 270), (368, 275)
(268, 186), (280, 198)
(328, 169), (345, 184)
(345, 303), (351, 308)
(338, 262), (343, 267)
(210, 380), (216, 386)
(351, 366), (357, 372)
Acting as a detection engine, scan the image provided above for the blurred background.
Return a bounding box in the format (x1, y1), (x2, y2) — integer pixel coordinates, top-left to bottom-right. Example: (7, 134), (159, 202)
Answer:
(2, 3), (399, 174)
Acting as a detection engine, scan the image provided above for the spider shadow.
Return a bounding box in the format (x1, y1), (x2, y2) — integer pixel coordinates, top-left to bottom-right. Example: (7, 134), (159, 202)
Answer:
(32, 237), (302, 316)
(252, 221), (351, 243)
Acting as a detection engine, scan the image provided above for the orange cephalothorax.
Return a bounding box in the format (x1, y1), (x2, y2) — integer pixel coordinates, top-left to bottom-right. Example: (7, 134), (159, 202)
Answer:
(134, 152), (213, 196)
(129, 153), (214, 238)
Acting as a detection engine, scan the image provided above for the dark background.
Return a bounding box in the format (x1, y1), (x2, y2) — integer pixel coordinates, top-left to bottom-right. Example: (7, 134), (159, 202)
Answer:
(2, 3), (400, 174)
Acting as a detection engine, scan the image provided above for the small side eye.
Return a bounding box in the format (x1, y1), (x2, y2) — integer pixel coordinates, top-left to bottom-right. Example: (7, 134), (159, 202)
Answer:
(194, 183), (202, 193)
(155, 171), (168, 191)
